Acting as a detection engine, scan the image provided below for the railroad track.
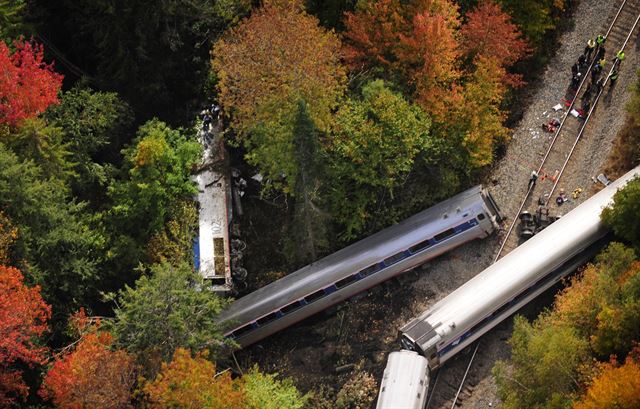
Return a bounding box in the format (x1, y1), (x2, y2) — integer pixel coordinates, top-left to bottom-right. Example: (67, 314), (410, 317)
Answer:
(494, 0), (640, 261)
(429, 1), (640, 407)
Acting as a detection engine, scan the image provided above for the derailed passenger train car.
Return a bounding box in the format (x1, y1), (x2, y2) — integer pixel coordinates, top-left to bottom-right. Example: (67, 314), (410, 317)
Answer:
(216, 186), (502, 347)
(399, 167), (640, 371)
(376, 351), (429, 409)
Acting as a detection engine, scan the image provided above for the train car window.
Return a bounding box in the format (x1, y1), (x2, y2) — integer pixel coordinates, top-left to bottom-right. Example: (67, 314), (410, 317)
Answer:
(335, 274), (359, 289)
(359, 264), (381, 276)
(409, 239), (431, 254)
(281, 300), (303, 314)
(305, 289), (326, 303)
(477, 213), (486, 220)
(232, 324), (254, 338)
(434, 228), (455, 242)
(256, 312), (279, 326)
(384, 251), (407, 266)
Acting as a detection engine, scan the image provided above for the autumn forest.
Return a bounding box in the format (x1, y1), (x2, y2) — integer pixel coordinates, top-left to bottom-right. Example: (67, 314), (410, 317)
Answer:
(1, 0), (640, 407)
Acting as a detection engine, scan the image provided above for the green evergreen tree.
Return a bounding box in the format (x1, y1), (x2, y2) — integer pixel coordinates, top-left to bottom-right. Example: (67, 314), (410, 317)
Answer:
(0, 141), (103, 317)
(45, 87), (134, 202)
(287, 100), (329, 264)
(112, 262), (229, 363)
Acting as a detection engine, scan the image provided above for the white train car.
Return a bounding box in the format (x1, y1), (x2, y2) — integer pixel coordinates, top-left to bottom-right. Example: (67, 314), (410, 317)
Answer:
(194, 167), (232, 291)
(217, 186), (502, 347)
(193, 126), (233, 292)
(400, 166), (640, 369)
(376, 351), (429, 409)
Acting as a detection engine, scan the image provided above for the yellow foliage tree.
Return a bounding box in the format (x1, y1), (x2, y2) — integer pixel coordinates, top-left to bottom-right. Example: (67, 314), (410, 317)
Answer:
(574, 348), (640, 409)
(143, 348), (244, 409)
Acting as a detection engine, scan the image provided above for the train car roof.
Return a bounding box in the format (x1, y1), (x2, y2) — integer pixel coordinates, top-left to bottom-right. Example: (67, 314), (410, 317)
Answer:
(402, 168), (640, 349)
(217, 185), (489, 325)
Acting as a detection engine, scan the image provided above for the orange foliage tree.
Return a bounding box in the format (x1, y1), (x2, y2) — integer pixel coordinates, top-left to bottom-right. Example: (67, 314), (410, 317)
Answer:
(342, 0), (406, 71)
(212, 0), (346, 192)
(397, 7), (461, 123)
(40, 328), (136, 409)
(461, 0), (530, 86)
(0, 39), (63, 127)
(143, 348), (244, 409)
(574, 348), (640, 409)
(0, 265), (50, 406)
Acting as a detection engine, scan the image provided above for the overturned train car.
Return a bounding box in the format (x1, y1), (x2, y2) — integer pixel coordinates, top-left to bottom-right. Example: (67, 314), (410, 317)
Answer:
(217, 186), (501, 347)
(378, 167), (640, 409)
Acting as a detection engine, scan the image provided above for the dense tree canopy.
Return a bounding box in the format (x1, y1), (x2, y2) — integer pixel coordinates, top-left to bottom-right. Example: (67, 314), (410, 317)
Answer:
(0, 0), (27, 41)
(107, 119), (200, 271)
(44, 87), (134, 200)
(0, 142), (104, 316)
(213, 0), (346, 192)
(461, 1), (531, 85)
(32, 0), (251, 122)
(112, 262), (229, 363)
(573, 349), (640, 409)
(328, 80), (437, 237)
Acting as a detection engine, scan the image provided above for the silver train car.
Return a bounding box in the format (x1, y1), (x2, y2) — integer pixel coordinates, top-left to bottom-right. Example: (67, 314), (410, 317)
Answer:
(400, 166), (640, 370)
(217, 186), (502, 347)
(376, 351), (429, 409)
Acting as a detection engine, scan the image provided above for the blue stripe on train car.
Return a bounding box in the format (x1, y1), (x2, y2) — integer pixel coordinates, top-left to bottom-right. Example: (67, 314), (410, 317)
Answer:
(193, 236), (200, 271)
(228, 217), (483, 340)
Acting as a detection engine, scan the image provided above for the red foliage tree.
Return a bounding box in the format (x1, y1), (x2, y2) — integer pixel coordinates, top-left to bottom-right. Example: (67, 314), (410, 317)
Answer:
(0, 39), (63, 127)
(40, 330), (137, 409)
(461, 1), (530, 85)
(0, 265), (51, 406)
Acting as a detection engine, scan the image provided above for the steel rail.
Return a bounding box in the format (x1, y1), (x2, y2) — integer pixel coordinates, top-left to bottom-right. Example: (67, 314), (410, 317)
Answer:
(438, 2), (636, 406)
(493, 0), (631, 262)
(450, 342), (480, 409)
(546, 11), (640, 203)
